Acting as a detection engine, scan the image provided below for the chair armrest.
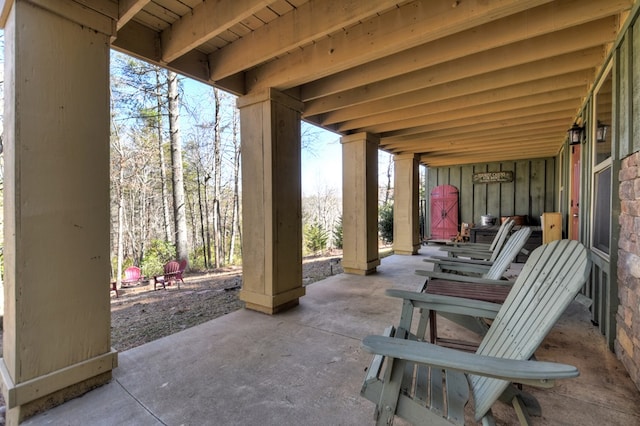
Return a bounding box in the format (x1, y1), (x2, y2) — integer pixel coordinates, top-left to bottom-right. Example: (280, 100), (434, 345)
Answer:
(385, 289), (501, 318)
(424, 256), (494, 266)
(416, 269), (514, 286)
(362, 336), (578, 387)
(445, 242), (491, 249)
(423, 259), (492, 274)
(440, 246), (493, 255)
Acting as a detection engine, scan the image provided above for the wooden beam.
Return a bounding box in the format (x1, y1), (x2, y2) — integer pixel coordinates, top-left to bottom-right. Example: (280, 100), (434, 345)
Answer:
(28, 0), (115, 35)
(381, 127), (568, 152)
(208, 0), (402, 82)
(318, 69), (593, 126)
(245, 0), (553, 92)
(419, 148), (561, 167)
(413, 140), (561, 158)
(0, 0), (13, 28)
(117, 0), (150, 31)
(160, 0), (274, 64)
(301, 0), (629, 101)
(303, 19), (613, 115)
(336, 82), (587, 133)
(112, 19), (161, 63)
(381, 107), (578, 140)
(362, 93), (584, 135)
(380, 119), (571, 147)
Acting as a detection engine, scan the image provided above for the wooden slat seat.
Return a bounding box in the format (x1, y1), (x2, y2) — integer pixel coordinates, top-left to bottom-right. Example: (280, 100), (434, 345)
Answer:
(425, 280), (510, 304)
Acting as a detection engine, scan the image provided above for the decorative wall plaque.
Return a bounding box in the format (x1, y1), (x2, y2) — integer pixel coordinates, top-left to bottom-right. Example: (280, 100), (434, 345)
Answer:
(472, 171), (514, 184)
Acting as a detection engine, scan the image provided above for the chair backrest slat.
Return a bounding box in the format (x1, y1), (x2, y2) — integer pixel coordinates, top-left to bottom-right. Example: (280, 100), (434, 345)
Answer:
(469, 240), (590, 419)
(488, 219), (513, 251)
(482, 227), (531, 281)
(488, 219), (515, 256)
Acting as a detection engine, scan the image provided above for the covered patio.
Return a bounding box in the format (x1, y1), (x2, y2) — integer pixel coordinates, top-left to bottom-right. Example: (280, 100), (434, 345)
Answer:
(21, 247), (640, 425)
(3, 0), (640, 424)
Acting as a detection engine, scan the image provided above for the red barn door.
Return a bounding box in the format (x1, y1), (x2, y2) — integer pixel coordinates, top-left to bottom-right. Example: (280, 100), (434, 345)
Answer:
(430, 185), (459, 239)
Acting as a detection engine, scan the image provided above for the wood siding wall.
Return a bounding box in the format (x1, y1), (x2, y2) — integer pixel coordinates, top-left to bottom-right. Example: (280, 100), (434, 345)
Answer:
(425, 158), (556, 234)
(613, 6), (640, 387)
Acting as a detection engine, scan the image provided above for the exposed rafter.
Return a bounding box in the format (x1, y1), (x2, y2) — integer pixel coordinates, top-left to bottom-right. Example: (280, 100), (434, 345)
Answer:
(99, 0), (634, 166)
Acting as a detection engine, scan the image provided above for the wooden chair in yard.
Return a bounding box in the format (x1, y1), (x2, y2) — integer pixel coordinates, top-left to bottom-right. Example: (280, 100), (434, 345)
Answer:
(438, 219), (514, 261)
(121, 266), (145, 287)
(153, 260), (187, 290)
(360, 240), (591, 425)
(110, 266), (145, 297)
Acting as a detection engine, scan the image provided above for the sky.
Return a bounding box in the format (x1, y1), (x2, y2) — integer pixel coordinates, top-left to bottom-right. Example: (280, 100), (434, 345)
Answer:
(301, 125), (343, 197)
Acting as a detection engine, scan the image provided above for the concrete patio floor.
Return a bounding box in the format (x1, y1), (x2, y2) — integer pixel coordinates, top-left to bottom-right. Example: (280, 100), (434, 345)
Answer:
(23, 246), (640, 425)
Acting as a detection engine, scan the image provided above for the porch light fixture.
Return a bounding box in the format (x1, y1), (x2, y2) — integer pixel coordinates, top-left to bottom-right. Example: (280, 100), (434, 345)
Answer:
(567, 123), (583, 145)
(596, 121), (609, 143)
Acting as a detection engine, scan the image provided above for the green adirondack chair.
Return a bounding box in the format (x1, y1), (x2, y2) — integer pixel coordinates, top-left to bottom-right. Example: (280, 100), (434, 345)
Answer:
(416, 227), (532, 345)
(438, 219), (514, 261)
(360, 240), (591, 425)
(420, 226), (531, 280)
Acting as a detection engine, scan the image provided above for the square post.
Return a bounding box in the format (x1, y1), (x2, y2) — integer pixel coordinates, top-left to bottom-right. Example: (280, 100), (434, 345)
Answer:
(237, 89), (305, 314)
(1, 2), (116, 423)
(393, 153), (420, 255)
(341, 133), (380, 275)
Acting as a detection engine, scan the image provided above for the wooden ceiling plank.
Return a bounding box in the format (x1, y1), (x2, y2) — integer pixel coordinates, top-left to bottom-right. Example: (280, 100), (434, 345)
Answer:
(361, 92), (584, 135)
(245, 0), (554, 93)
(304, 19), (613, 115)
(381, 126), (569, 151)
(420, 144), (559, 158)
(384, 137), (564, 157)
(208, 0), (402, 82)
(417, 140), (561, 156)
(380, 106), (577, 140)
(318, 68), (593, 126)
(380, 118), (571, 147)
(334, 80), (588, 132)
(301, 0), (631, 101)
(420, 148), (560, 167)
(160, 0), (275, 64)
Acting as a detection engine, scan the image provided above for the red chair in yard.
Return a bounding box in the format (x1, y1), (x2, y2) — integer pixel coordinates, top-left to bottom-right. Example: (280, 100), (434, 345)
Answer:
(121, 266), (145, 287)
(154, 260), (187, 290)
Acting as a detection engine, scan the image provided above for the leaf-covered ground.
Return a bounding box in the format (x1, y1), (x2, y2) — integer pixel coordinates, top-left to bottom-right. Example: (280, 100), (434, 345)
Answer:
(110, 255), (343, 351)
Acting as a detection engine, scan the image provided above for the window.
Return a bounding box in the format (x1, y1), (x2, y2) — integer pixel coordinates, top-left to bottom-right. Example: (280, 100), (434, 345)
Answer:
(591, 63), (612, 256)
(593, 167), (611, 253)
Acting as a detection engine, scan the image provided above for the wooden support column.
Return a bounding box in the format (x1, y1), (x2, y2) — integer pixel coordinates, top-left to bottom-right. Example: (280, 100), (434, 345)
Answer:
(341, 133), (380, 275)
(237, 89), (305, 314)
(393, 153), (420, 255)
(0, 2), (116, 424)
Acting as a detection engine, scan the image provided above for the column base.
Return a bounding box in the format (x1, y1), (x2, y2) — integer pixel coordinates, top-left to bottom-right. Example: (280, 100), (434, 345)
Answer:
(5, 370), (113, 425)
(343, 267), (378, 275)
(393, 245), (420, 255)
(240, 287), (305, 315)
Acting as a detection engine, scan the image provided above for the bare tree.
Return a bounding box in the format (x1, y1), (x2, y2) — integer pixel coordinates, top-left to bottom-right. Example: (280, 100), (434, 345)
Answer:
(168, 70), (189, 263)
(228, 107), (241, 264)
(154, 68), (172, 242)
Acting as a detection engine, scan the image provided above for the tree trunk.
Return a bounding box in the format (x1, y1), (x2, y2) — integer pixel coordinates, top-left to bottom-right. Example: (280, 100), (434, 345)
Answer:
(228, 108), (241, 264)
(154, 68), (172, 242)
(196, 166), (208, 269)
(212, 88), (223, 268)
(168, 70), (189, 263)
(384, 154), (393, 205)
